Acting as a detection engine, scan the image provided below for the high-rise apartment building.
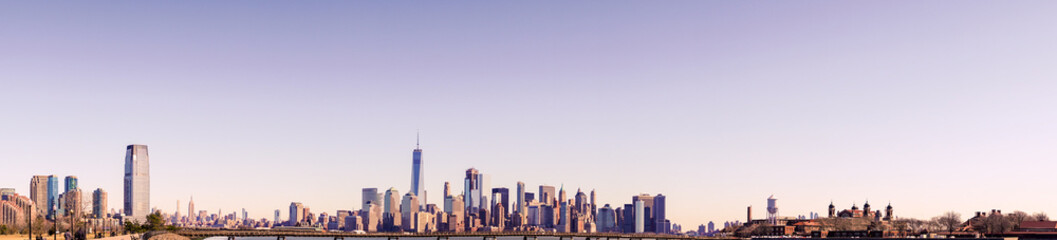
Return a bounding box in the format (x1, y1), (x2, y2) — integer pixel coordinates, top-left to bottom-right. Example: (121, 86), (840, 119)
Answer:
(92, 188), (107, 218)
(123, 144), (150, 222)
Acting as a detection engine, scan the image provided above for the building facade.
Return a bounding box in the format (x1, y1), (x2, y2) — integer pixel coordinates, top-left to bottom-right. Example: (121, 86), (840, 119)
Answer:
(123, 144), (150, 222)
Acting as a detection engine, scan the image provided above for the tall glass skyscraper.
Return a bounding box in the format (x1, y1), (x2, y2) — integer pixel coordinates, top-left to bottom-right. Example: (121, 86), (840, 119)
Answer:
(409, 137), (424, 204)
(65, 175), (78, 193)
(47, 175), (58, 219)
(123, 144), (150, 222)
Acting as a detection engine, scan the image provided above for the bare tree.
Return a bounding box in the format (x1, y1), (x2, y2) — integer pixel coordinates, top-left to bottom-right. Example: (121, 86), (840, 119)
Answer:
(933, 211), (962, 237)
(1007, 211), (1029, 228)
(1033, 212), (1050, 221)
(976, 213), (1012, 235)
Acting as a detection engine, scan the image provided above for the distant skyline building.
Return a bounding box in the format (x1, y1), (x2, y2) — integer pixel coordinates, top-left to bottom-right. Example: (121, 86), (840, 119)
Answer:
(409, 135), (424, 205)
(491, 187), (509, 216)
(538, 185), (555, 206)
(288, 202), (304, 226)
(634, 199), (645, 233)
(92, 188), (107, 218)
(47, 175), (57, 218)
(64, 175), (78, 193)
(29, 175), (49, 216)
(123, 144), (150, 223)
(516, 181), (526, 214)
(464, 168), (491, 212)
(362, 188), (379, 212)
(654, 194), (668, 234)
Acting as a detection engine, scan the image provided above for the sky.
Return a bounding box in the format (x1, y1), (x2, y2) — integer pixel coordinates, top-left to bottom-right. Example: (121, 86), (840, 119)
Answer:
(2, 1), (1057, 228)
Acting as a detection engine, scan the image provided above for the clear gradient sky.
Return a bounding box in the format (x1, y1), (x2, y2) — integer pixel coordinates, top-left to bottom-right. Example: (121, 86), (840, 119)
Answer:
(3, 1), (1057, 228)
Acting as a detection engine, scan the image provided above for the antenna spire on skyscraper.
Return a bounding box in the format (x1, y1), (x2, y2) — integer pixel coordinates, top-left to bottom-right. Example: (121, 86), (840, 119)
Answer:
(416, 129), (420, 149)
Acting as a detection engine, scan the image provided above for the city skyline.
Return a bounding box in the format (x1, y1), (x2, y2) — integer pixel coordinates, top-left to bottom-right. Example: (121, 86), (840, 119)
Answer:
(3, 1), (1057, 230)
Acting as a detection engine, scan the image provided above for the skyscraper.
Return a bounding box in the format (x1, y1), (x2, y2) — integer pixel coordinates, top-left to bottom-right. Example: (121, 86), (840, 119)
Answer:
(288, 202), (304, 226)
(188, 196), (195, 222)
(92, 188), (107, 218)
(29, 175), (49, 215)
(654, 194), (667, 234)
(634, 200), (645, 233)
(491, 187), (509, 216)
(47, 175), (58, 219)
(64, 176), (78, 193)
(362, 188), (379, 212)
(123, 145), (150, 222)
(464, 168), (485, 212)
(516, 182), (526, 214)
(383, 188), (401, 231)
(538, 185), (555, 207)
(409, 135), (424, 201)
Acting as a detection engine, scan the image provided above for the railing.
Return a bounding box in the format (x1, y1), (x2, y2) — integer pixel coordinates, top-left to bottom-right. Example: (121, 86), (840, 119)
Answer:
(173, 229), (733, 240)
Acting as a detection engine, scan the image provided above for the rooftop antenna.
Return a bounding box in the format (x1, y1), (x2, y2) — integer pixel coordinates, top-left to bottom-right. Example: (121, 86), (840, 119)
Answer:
(416, 129), (420, 149)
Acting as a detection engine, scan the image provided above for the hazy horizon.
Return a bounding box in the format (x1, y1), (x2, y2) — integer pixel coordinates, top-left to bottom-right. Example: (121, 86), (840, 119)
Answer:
(3, 1), (1057, 228)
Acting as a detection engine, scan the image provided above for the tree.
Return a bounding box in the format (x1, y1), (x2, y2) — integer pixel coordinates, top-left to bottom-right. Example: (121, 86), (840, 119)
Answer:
(933, 211), (962, 237)
(1033, 212), (1050, 221)
(145, 212), (165, 231)
(1007, 211), (1030, 228)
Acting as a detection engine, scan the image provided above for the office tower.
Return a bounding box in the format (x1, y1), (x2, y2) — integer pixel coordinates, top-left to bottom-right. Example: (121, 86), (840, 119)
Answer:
(538, 185), (555, 206)
(384, 188), (401, 231)
(654, 194), (667, 234)
(525, 193), (535, 203)
(188, 196), (195, 221)
(492, 202), (506, 229)
(634, 200), (644, 233)
(516, 182), (526, 215)
(443, 182), (451, 198)
(632, 194), (655, 232)
(364, 203), (382, 232)
(575, 189), (588, 215)
(409, 136), (424, 200)
(558, 186), (566, 206)
(464, 168), (489, 212)
(540, 205), (555, 228)
(707, 221), (715, 233)
(288, 202), (304, 226)
(48, 175), (58, 219)
(597, 204), (616, 232)
(274, 210), (280, 224)
(621, 204), (634, 233)
(400, 193), (419, 232)
(123, 144), (150, 223)
(362, 188), (379, 212)
(30, 176), (49, 215)
(64, 176), (78, 193)
(242, 208), (248, 221)
(590, 190), (596, 219)
(92, 188), (107, 218)
(491, 188), (509, 216)
(559, 201), (570, 232)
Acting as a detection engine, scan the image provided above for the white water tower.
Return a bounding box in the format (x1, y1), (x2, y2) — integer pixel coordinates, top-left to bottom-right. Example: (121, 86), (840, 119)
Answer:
(766, 195), (778, 224)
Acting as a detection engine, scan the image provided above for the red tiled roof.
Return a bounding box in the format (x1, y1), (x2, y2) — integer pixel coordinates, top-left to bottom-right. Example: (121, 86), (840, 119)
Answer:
(1021, 221), (1057, 229)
